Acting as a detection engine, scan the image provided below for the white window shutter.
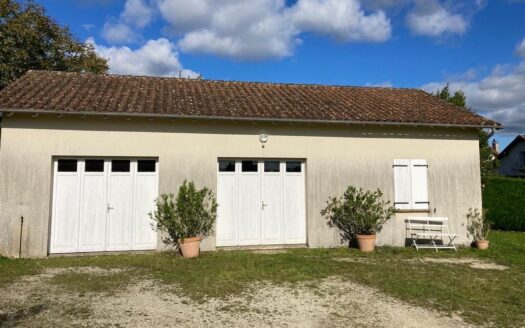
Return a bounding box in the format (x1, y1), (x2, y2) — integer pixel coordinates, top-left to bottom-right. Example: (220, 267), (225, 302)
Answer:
(411, 159), (429, 210)
(393, 159), (411, 210)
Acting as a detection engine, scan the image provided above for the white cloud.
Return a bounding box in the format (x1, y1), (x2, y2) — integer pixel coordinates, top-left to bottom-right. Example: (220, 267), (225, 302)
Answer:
(290, 0), (391, 42)
(176, 0), (298, 60)
(98, 0), (489, 58)
(102, 21), (137, 44)
(82, 24), (96, 32)
(406, 0), (467, 37)
(421, 50), (525, 135)
(156, 0), (212, 33)
(102, 0), (154, 44)
(158, 0), (297, 60)
(156, 0), (393, 60)
(444, 68), (478, 82)
(516, 38), (525, 58)
(366, 81), (393, 87)
(122, 0), (154, 28)
(362, 0), (409, 10)
(87, 37), (198, 78)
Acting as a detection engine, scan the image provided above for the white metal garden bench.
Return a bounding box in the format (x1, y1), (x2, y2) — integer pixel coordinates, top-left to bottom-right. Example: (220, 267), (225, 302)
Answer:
(406, 217), (457, 252)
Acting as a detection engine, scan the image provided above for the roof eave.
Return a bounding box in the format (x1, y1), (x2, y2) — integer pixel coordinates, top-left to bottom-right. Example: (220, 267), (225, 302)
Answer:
(497, 135), (525, 158)
(0, 108), (503, 130)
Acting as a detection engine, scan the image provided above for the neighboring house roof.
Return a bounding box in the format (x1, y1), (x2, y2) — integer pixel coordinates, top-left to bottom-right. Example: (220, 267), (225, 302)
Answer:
(0, 70), (501, 128)
(498, 135), (525, 159)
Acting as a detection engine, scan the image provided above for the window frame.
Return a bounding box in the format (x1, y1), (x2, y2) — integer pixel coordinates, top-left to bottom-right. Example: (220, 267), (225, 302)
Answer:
(393, 159), (429, 211)
(264, 160), (281, 173)
(57, 159), (78, 172)
(111, 159), (131, 173)
(241, 160), (258, 172)
(218, 160), (236, 172)
(137, 160), (156, 173)
(84, 159), (105, 172)
(285, 161), (302, 173)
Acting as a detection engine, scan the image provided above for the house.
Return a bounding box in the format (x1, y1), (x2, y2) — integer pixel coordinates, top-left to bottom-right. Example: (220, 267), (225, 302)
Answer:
(0, 71), (501, 257)
(497, 135), (525, 177)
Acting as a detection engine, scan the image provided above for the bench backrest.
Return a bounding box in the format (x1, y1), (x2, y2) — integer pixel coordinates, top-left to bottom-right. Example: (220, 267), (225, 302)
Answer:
(406, 217), (450, 234)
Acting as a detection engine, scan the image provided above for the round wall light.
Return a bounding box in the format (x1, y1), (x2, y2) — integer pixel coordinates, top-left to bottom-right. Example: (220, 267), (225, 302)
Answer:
(259, 133), (268, 148)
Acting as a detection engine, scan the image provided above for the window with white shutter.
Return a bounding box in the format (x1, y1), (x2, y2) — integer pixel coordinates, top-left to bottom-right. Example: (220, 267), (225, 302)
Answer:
(393, 159), (429, 210)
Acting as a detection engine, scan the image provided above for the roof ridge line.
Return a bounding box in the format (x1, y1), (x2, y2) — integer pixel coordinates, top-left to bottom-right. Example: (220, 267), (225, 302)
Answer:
(23, 70), (421, 91)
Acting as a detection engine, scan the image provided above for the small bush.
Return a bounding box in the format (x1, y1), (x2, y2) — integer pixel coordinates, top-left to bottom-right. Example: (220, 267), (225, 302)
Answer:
(321, 186), (395, 245)
(466, 208), (491, 241)
(150, 180), (217, 247)
(483, 177), (525, 231)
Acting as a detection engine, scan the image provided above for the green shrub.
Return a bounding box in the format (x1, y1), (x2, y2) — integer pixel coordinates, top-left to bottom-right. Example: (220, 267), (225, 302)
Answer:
(466, 208), (491, 240)
(483, 177), (525, 231)
(150, 180), (217, 247)
(321, 186), (395, 244)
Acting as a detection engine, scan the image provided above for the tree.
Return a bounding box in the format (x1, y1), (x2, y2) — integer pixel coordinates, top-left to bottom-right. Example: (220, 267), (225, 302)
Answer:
(435, 84), (466, 108)
(0, 0), (108, 89)
(434, 83), (498, 186)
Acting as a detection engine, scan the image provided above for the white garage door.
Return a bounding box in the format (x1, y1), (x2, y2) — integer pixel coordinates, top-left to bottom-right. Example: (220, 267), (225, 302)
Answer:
(217, 160), (306, 246)
(50, 158), (158, 254)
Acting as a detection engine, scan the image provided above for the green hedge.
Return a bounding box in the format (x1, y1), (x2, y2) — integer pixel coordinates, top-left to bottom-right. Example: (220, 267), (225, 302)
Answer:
(483, 177), (525, 231)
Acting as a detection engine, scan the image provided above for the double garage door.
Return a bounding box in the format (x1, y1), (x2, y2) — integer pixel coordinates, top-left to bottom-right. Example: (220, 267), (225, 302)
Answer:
(217, 159), (306, 246)
(50, 158), (158, 254)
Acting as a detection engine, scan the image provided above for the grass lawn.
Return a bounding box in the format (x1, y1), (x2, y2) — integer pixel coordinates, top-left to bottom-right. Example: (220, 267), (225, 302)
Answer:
(1, 230), (524, 327)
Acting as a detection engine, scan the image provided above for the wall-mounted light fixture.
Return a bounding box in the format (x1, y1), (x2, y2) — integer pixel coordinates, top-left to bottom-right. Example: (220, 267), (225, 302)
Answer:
(259, 132), (268, 148)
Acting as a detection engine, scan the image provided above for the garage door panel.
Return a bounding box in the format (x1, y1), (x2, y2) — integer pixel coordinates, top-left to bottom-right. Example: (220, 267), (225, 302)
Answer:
(238, 173), (261, 245)
(217, 173), (237, 246)
(107, 174), (134, 251)
(50, 174), (81, 253)
(262, 173), (283, 244)
(133, 174), (157, 250)
(217, 159), (305, 247)
(78, 173), (107, 252)
(51, 158), (158, 254)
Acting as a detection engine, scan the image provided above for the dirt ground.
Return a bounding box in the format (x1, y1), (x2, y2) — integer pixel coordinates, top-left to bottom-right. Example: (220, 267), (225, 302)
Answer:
(418, 257), (509, 270)
(0, 267), (473, 328)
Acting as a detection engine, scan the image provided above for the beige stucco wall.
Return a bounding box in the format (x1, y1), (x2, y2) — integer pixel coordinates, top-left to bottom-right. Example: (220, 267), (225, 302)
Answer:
(0, 114), (482, 257)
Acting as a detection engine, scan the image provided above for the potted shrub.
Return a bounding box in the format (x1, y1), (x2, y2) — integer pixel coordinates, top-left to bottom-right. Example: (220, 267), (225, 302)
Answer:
(321, 186), (395, 252)
(150, 180), (217, 258)
(466, 208), (491, 250)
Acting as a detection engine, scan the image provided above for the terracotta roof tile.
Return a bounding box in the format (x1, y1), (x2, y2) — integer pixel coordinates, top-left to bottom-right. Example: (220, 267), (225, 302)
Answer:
(0, 70), (500, 127)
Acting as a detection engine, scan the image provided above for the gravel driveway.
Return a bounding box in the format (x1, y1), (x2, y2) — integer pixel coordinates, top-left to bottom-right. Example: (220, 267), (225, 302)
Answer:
(0, 267), (472, 327)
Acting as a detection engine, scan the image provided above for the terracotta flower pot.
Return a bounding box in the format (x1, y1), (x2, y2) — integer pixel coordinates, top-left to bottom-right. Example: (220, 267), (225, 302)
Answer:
(475, 239), (489, 250)
(179, 236), (202, 258)
(356, 234), (376, 252)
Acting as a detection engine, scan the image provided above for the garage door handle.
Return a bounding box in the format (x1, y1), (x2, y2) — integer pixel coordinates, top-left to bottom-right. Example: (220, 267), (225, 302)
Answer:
(262, 201), (268, 210)
(107, 204), (114, 213)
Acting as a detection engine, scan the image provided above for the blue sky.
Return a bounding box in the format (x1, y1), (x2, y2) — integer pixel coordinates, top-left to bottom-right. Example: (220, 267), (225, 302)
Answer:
(38, 0), (525, 149)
